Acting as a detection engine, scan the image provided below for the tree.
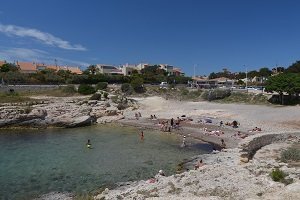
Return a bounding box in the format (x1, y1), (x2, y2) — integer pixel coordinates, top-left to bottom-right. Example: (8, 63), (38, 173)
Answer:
(236, 80), (245, 85)
(0, 63), (18, 72)
(208, 72), (217, 79)
(130, 76), (145, 93)
(78, 84), (95, 95)
(258, 67), (272, 77)
(286, 61), (300, 73)
(85, 65), (98, 75)
(265, 73), (300, 104)
(247, 70), (259, 79)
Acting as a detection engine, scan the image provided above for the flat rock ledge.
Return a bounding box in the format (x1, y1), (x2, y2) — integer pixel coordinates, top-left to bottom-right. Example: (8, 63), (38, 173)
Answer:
(0, 97), (133, 129)
(95, 132), (300, 200)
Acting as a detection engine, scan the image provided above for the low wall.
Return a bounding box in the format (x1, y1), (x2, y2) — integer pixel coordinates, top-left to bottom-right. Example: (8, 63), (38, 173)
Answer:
(239, 132), (300, 159)
(0, 85), (62, 92)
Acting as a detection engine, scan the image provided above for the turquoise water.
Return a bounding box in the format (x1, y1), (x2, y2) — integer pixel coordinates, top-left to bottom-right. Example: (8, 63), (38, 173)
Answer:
(0, 125), (212, 200)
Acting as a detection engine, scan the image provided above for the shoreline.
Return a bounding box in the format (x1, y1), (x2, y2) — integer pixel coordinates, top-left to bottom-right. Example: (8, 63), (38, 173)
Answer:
(114, 118), (237, 149)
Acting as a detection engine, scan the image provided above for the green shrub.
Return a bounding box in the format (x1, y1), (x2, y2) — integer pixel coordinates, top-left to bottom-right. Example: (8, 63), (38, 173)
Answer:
(270, 168), (286, 182)
(181, 89), (189, 95)
(281, 148), (300, 162)
(78, 84), (95, 95)
(188, 90), (202, 98)
(201, 89), (231, 101)
(95, 82), (108, 91)
(103, 92), (108, 99)
(24, 106), (32, 114)
(121, 83), (132, 93)
(61, 85), (77, 94)
(117, 103), (127, 110)
(131, 77), (145, 93)
(90, 93), (101, 100)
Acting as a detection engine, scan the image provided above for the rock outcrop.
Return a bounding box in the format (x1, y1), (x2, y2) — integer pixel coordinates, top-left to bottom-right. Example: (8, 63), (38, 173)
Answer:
(95, 133), (300, 200)
(0, 95), (136, 129)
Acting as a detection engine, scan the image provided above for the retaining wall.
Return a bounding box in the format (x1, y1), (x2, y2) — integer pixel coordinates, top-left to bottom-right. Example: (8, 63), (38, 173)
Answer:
(239, 132), (300, 159)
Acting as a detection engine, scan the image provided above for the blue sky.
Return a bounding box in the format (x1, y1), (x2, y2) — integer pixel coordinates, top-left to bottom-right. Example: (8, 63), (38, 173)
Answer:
(0, 0), (300, 75)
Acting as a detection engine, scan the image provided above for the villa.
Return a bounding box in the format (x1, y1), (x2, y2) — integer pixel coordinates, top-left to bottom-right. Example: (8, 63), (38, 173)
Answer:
(0, 61), (83, 74)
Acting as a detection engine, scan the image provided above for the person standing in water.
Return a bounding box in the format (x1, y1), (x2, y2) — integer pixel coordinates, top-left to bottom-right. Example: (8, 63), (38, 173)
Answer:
(181, 136), (186, 147)
(139, 131), (144, 140)
(86, 139), (92, 149)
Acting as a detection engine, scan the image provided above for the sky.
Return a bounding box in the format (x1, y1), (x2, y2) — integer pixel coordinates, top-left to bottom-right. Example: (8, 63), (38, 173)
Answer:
(0, 0), (300, 75)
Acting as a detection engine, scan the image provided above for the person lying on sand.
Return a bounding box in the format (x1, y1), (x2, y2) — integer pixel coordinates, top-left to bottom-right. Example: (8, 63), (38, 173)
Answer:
(194, 159), (204, 170)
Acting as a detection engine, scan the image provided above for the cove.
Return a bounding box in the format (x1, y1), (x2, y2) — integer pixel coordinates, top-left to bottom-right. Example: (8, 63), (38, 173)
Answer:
(0, 125), (212, 199)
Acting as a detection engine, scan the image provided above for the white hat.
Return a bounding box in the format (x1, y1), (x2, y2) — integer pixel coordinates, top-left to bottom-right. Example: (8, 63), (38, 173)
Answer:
(159, 170), (164, 174)
(183, 136), (186, 138)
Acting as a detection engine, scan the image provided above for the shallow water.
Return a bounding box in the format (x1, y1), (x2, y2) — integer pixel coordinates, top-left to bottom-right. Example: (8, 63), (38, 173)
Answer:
(0, 125), (212, 199)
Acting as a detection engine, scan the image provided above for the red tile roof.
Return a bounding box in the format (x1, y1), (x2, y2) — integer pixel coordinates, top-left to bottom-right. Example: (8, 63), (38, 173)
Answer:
(17, 62), (37, 72)
(0, 60), (6, 66)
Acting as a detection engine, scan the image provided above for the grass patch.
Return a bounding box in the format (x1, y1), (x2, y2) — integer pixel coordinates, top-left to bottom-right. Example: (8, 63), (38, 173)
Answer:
(270, 168), (293, 185)
(281, 147), (300, 162)
(0, 92), (32, 103)
(215, 92), (269, 104)
(74, 193), (94, 200)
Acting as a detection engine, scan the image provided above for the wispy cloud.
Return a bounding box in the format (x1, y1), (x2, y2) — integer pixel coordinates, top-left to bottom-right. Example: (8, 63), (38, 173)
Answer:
(0, 23), (87, 51)
(0, 47), (89, 66)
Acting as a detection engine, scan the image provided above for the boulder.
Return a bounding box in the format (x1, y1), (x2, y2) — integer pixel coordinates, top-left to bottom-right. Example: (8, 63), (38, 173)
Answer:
(49, 115), (93, 128)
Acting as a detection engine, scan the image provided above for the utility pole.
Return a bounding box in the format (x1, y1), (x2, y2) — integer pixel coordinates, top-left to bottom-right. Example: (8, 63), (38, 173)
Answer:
(193, 64), (196, 78)
(245, 65), (248, 93)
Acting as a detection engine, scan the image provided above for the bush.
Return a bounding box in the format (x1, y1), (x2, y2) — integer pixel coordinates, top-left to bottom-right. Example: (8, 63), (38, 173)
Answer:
(131, 77), (145, 93)
(121, 83), (132, 93)
(90, 93), (101, 100)
(61, 85), (77, 94)
(103, 92), (108, 99)
(117, 103), (127, 110)
(181, 89), (189, 96)
(95, 82), (108, 91)
(24, 106), (32, 114)
(281, 148), (300, 162)
(78, 84), (95, 95)
(201, 89), (231, 101)
(270, 168), (286, 182)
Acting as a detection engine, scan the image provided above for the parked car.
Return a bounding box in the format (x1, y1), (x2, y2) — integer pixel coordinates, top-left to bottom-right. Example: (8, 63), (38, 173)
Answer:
(159, 82), (168, 89)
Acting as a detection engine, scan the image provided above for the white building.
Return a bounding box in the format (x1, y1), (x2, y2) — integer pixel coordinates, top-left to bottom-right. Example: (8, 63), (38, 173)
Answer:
(95, 64), (123, 75)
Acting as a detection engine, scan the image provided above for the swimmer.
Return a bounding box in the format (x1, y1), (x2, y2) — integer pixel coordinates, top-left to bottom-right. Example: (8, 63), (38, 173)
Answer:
(86, 139), (92, 149)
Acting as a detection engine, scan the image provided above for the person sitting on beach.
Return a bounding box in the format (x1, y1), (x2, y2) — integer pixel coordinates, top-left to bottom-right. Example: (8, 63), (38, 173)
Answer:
(135, 112), (139, 120)
(219, 121), (223, 127)
(86, 139), (92, 149)
(138, 112), (142, 117)
(150, 115), (153, 119)
(194, 159), (204, 170)
(153, 115), (157, 119)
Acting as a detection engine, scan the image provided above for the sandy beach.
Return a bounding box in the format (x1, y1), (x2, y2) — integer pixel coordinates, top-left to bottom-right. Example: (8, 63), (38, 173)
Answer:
(118, 96), (300, 148)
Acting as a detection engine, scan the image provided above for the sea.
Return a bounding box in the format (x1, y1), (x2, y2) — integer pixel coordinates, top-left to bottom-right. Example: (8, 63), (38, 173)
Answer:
(0, 125), (212, 199)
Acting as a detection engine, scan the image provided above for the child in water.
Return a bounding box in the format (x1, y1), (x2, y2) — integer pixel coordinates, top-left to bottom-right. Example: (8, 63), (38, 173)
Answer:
(86, 139), (92, 149)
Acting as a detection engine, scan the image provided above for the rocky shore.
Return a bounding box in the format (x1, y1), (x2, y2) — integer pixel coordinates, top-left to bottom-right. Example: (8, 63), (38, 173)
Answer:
(95, 132), (300, 200)
(0, 95), (136, 129)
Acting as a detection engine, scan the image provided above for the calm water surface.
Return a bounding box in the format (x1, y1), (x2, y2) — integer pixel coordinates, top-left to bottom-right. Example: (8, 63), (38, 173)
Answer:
(0, 125), (212, 199)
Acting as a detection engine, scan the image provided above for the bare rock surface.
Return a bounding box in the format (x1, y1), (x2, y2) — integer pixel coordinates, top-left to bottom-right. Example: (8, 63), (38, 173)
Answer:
(96, 133), (300, 200)
(0, 95), (131, 128)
